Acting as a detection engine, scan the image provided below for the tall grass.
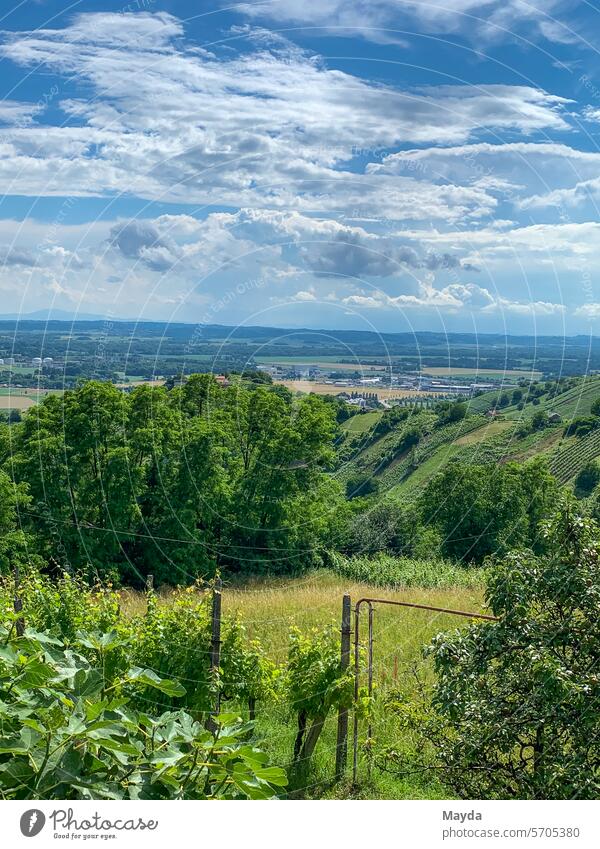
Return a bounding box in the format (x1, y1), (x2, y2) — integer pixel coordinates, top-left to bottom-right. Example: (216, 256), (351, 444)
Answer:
(330, 552), (486, 590)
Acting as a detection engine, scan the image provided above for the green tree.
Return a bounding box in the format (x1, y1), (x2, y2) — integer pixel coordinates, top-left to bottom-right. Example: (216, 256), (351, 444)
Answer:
(424, 500), (600, 799)
(418, 458), (557, 563)
(8, 377), (343, 582)
(590, 397), (600, 418)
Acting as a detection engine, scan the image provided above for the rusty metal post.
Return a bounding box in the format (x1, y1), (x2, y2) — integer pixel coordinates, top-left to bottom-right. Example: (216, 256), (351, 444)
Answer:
(335, 593), (351, 779)
(13, 561), (24, 637)
(208, 577), (222, 731)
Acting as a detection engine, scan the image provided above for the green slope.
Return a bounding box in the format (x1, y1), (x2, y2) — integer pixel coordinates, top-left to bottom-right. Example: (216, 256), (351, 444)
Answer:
(336, 374), (600, 503)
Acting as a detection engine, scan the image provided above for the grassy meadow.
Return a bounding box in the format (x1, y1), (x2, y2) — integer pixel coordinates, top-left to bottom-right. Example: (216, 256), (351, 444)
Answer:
(120, 569), (487, 798)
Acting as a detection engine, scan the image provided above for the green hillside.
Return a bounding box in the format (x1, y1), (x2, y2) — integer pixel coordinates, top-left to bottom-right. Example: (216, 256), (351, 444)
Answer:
(337, 374), (600, 501)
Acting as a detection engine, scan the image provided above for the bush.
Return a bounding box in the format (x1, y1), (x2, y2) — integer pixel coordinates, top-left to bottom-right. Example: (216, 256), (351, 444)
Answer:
(0, 626), (287, 799)
(575, 460), (600, 495)
(346, 474), (379, 500)
(531, 409), (549, 431)
(0, 568), (121, 641)
(424, 500), (600, 799)
(436, 401), (467, 425)
(342, 501), (440, 558)
(564, 416), (600, 437)
(0, 568), (278, 721)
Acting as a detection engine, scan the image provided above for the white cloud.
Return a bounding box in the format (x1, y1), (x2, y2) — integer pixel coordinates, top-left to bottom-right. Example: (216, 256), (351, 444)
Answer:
(573, 303), (600, 319)
(340, 279), (565, 316)
(0, 13), (573, 211)
(233, 0), (578, 45)
(371, 141), (600, 215)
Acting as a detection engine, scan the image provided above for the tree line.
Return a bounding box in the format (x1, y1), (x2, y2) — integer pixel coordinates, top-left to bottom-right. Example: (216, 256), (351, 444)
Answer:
(0, 376), (344, 585)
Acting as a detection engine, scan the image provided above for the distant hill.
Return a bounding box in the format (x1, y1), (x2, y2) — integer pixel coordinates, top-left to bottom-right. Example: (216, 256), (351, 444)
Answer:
(0, 309), (116, 322)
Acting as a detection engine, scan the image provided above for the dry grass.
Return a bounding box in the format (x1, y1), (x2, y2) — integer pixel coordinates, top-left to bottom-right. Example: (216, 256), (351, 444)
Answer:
(275, 379), (446, 400)
(0, 396), (35, 409)
(121, 570), (487, 666)
(118, 570), (487, 797)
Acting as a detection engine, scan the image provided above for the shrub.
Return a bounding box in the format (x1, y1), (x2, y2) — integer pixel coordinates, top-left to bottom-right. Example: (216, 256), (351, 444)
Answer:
(346, 474), (379, 500)
(424, 500), (600, 799)
(286, 625), (353, 770)
(342, 501), (441, 558)
(574, 460), (600, 495)
(0, 626), (287, 800)
(564, 416), (599, 437)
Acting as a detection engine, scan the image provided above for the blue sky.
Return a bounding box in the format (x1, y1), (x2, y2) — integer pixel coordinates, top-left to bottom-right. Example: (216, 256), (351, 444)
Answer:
(1, 1), (600, 333)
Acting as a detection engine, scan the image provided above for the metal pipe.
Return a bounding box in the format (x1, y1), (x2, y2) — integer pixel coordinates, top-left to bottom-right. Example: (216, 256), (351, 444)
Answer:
(367, 603), (374, 779)
(351, 595), (497, 784)
(353, 596), (498, 621)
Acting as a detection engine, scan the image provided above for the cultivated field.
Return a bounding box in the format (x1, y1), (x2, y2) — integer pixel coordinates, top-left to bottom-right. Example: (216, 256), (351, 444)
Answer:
(276, 379), (447, 399)
(421, 366), (542, 378)
(254, 356), (386, 370)
(0, 388), (63, 409)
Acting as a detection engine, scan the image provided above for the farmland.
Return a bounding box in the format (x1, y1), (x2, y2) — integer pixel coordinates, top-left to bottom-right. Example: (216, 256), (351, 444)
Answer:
(421, 366), (543, 378)
(275, 379), (447, 400)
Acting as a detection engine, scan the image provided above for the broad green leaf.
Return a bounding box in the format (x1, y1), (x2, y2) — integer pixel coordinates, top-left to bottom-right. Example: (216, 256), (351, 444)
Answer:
(126, 667), (186, 698)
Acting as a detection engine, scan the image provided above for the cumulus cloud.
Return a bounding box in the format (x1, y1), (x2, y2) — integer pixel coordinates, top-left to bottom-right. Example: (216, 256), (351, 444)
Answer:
(341, 280), (565, 316)
(371, 141), (600, 214)
(573, 303), (600, 319)
(0, 246), (37, 267)
(109, 221), (182, 272)
(300, 230), (469, 277)
(0, 10), (593, 329)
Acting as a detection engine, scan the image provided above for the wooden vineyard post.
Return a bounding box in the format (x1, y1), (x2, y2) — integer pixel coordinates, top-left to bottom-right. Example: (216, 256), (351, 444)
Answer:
(13, 561), (25, 637)
(208, 577), (222, 731)
(335, 593), (352, 779)
(145, 574), (154, 614)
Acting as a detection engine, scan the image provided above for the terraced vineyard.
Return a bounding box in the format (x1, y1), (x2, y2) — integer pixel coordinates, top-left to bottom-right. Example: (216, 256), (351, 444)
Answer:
(546, 377), (600, 418)
(377, 414), (487, 491)
(550, 428), (600, 483)
(336, 373), (600, 501)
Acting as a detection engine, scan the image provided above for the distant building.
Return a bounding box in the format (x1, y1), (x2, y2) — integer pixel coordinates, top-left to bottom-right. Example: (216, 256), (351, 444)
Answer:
(42, 357), (53, 365)
(4, 358), (14, 365)
(215, 375), (229, 387)
(548, 412), (562, 424)
(32, 358), (42, 366)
